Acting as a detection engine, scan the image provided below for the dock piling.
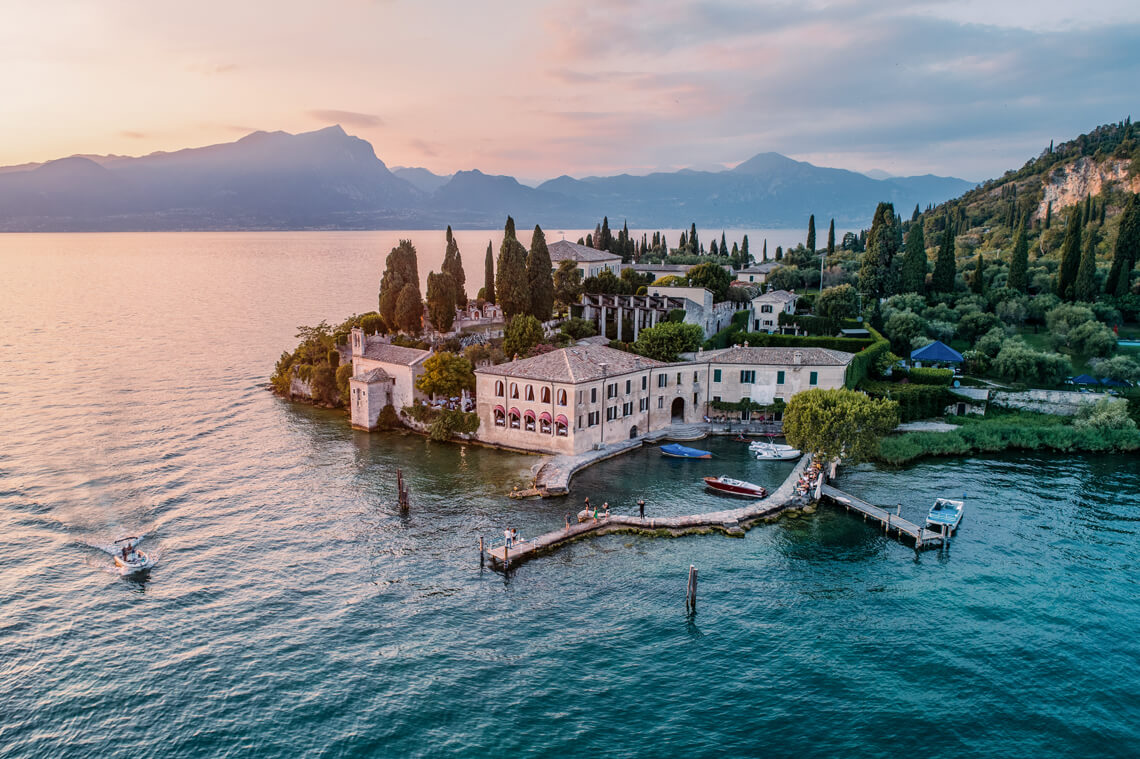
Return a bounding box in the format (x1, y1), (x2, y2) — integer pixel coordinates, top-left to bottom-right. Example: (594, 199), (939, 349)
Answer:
(479, 536), (484, 565)
(685, 564), (698, 614)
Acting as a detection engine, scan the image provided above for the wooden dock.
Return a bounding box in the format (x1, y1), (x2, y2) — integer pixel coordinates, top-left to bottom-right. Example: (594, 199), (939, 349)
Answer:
(819, 484), (945, 549)
(484, 457), (815, 568)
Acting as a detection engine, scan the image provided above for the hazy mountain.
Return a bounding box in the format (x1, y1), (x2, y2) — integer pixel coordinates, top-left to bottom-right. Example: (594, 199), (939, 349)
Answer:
(861, 169), (895, 180)
(391, 166), (452, 194)
(0, 126), (973, 231)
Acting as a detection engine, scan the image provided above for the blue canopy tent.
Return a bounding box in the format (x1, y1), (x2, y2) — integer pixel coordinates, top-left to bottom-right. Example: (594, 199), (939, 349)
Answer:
(1069, 374), (1099, 385)
(910, 340), (964, 365)
(1100, 377), (1132, 388)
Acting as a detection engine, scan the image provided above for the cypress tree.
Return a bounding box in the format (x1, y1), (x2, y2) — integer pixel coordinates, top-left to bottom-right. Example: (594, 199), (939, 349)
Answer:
(710, 239), (719, 257)
(741, 235), (750, 266)
(858, 202), (900, 300)
(1045, 201), (1052, 229)
(1106, 194), (1139, 295)
(720, 232), (728, 259)
(526, 225), (555, 320)
(901, 221), (926, 294)
(483, 240), (495, 304)
(775, 246), (783, 261)
(731, 242), (740, 267)
(932, 218), (956, 293)
(689, 223), (699, 254)
(496, 216), (529, 318)
(1082, 193), (1092, 226)
(600, 216), (612, 251)
(1057, 207), (1083, 300)
(442, 226), (467, 308)
(807, 215), (816, 252)
(911, 204), (920, 222)
(1074, 228), (1098, 302)
(1008, 221), (1029, 292)
(378, 239), (421, 330)
(395, 283), (423, 335)
(827, 219), (835, 256)
(761, 239), (766, 261)
(426, 271), (457, 333)
(970, 252), (985, 294)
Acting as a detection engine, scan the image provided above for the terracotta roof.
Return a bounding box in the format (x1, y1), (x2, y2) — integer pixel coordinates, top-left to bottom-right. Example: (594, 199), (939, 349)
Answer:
(701, 345), (854, 367)
(476, 345), (665, 383)
(548, 239), (622, 264)
(752, 289), (798, 303)
(361, 340), (430, 366)
(353, 368), (393, 383)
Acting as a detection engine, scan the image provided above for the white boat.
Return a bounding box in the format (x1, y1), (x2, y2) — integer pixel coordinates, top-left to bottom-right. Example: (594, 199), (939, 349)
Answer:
(925, 498), (965, 535)
(753, 443), (801, 461)
(748, 441), (796, 451)
(112, 536), (154, 575)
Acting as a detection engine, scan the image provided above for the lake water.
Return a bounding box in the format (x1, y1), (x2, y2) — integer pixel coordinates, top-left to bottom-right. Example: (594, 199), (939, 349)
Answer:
(1, 233), (1138, 758)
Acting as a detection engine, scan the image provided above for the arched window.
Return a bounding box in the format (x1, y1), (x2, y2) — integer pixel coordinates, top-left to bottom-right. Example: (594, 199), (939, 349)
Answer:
(509, 410), (520, 429)
(556, 389), (567, 406)
(494, 408), (506, 427)
(555, 415), (569, 437)
(539, 411), (552, 434)
(540, 387), (551, 404)
(510, 383), (519, 399)
(525, 385), (535, 401)
(495, 380), (505, 397)
(523, 410), (536, 432)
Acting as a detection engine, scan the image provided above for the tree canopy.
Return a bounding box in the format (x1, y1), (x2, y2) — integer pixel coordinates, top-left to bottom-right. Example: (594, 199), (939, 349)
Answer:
(553, 259), (583, 309)
(858, 202), (901, 300)
(1007, 221), (1029, 293)
(426, 271), (457, 333)
(441, 226), (467, 308)
(415, 351), (475, 398)
(1056, 207), (1083, 300)
(1106, 193), (1139, 295)
(632, 321), (703, 362)
(526, 225), (555, 320)
(685, 261), (733, 301)
(379, 240), (420, 329)
(502, 314), (545, 359)
(483, 240), (495, 304)
(932, 219), (956, 293)
(900, 221), (926, 294)
(394, 283), (423, 335)
(782, 388), (899, 464)
(496, 216), (530, 318)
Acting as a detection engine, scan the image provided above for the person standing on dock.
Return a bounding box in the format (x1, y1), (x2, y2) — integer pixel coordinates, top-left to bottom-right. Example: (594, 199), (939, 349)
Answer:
(504, 528), (512, 548)
(638, 499), (645, 518)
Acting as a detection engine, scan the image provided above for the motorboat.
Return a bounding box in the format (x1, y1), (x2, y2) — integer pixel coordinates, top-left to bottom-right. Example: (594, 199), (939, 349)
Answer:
(661, 443), (712, 459)
(925, 498), (965, 535)
(748, 441), (796, 451)
(753, 443), (801, 461)
(703, 475), (767, 498)
(113, 536), (154, 575)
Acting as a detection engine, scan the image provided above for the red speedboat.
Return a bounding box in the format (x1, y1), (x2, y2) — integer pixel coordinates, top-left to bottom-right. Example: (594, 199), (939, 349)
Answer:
(703, 475), (767, 498)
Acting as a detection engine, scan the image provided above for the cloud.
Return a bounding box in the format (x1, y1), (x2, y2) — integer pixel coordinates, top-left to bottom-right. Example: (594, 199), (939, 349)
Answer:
(306, 109), (385, 128)
(119, 130), (147, 139)
(408, 138), (438, 157)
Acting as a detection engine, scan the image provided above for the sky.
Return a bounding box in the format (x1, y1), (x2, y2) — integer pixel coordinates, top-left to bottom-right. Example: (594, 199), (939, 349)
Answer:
(1, 0), (1139, 183)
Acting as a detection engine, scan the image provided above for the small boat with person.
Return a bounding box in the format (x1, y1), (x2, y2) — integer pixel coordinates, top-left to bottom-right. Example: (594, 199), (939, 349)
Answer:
(661, 443), (712, 459)
(702, 475), (767, 498)
(753, 443), (801, 461)
(925, 497), (965, 535)
(113, 536), (155, 575)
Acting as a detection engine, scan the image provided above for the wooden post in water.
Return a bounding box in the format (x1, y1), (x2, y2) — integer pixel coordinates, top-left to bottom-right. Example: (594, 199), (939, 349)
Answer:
(885, 512), (890, 534)
(479, 536), (484, 565)
(685, 564), (698, 614)
(396, 469), (410, 512)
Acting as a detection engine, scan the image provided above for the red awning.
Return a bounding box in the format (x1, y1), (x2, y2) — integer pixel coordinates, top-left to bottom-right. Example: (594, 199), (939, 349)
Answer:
(493, 405), (505, 415)
(539, 411), (552, 423)
(523, 409), (536, 419)
(555, 414), (569, 426)
(509, 407), (520, 417)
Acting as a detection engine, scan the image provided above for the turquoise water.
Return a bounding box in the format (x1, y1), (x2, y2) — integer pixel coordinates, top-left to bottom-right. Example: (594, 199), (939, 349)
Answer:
(1, 233), (1139, 758)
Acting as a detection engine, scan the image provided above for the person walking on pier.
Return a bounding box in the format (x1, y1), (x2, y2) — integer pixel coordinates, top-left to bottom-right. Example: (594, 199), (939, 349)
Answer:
(638, 499), (645, 519)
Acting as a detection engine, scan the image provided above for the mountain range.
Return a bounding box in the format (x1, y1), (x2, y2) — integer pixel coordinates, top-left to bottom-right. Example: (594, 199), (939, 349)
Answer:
(0, 126), (975, 232)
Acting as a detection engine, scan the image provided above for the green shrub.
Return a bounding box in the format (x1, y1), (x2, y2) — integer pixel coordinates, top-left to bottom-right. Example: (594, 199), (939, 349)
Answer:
(335, 362), (354, 406)
(845, 325), (891, 389)
(907, 368), (954, 385)
(862, 381), (952, 421)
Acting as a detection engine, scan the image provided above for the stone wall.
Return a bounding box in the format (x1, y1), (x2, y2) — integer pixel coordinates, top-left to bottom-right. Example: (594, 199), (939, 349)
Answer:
(990, 388), (1101, 416)
(289, 375), (315, 401)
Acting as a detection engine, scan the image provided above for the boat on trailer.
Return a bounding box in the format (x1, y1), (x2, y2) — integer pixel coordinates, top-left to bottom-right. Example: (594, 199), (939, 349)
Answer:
(703, 475), (767, 498)
(925, 498), (965, 535)
(661, 443), (712, 459)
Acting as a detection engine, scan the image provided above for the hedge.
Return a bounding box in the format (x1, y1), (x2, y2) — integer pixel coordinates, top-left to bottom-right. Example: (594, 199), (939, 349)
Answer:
(844, 325), (890, 389)
(777, 311), (839, 335)
(861, 381), (953, 422)
(732, 332), (874, 351)
(905, 367), (954, 386)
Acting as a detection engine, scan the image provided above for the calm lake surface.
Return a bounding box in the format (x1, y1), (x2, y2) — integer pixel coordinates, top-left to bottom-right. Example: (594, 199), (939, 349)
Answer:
(1, 232), (1138, 758)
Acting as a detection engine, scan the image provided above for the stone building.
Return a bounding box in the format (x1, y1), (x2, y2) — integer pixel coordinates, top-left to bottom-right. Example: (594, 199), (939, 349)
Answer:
(474, 345), (704, 455)
(735, 262), (779, 284)
(749, 289), (799, 332)
(547, 239), (623, 279)
(347, 327), (431, 430)
(647, 285), (738, 337)
(472, 343), (855, 454)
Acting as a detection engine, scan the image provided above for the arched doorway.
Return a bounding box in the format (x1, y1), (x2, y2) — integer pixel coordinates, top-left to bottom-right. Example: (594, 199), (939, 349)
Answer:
(629, 425), (638, 439)
(671, 397), (685, 422)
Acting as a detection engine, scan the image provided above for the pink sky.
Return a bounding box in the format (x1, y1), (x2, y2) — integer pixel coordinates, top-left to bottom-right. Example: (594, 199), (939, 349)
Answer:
(3, 0), (1138, 181)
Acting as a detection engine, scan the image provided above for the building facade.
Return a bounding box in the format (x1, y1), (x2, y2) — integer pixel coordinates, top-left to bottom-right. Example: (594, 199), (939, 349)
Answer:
(749, 289), (799, 332)
(473, 343), (854, 454)
(547, 239), (622, 279)
(348, 327), (431, 430)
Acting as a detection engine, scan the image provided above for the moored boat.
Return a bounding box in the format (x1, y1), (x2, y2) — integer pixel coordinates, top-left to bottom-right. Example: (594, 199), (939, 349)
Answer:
(748, 441), (796, 451)
(703, 475), (767, 498)
(661, 443), (712, 459)
(753, 443), (801, 461)
(925, 498), (965, 534)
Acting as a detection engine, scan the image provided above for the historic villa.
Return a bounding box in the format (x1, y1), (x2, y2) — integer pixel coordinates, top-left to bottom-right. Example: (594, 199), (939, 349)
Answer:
(472, 343), (854, 455)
